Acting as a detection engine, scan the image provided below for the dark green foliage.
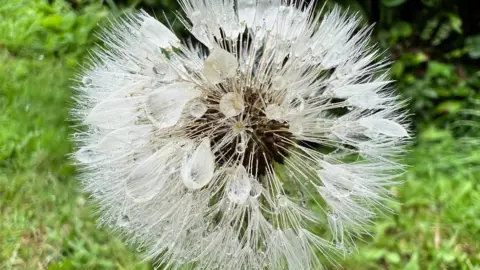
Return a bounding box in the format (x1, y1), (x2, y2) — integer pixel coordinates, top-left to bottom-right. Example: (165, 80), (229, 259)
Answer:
(334, 0), (480, 136)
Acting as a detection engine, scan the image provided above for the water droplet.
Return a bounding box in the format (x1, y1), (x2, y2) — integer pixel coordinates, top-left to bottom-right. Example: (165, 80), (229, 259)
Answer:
(140, 17), (180, 49)
(118, 214), (130, 227)
(38, 54), (44, 61)
(335, 241), (344, 250)
(181, 138), (215, 189)
(203, 48), (238, 84)
(359, 118), (408, 138)
(219, 92), (244, 117)
(347, 92), (380, 110)
(265, 104), (283, 120)
(75, 147), (98, 163)
(346, 106), (353, 111)
(329, 212), (339, 220)
(126, 149), (172, 203)
(152, 66), (166, 76)
(82, 76), (92, 86)
(190, 99), (208, 118)
(277, 195), (289, 207)
(364, 129), (379, 139)
(145, 82), (200, 129)
(272, 75), (286, 90)
(249, 180), (262, 198)
(288, 94), (305, 113)
(226, 165), (252, 204)
(235, 142), (246, 154)
(289, 121), (303, 136)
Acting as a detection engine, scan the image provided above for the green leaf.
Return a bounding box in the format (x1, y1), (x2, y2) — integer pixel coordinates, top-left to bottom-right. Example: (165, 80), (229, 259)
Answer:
(390, 61), (405, 78)
(419, 126), (452, 141)
(381, 0), (407, 7)
(466, 35), (480, 59)
(400, 52), (428, 67)
(41, 15), (64, 30)
(364, 248), (386, 260)
(386, 252), (401, 264)
(447, 13), (463, 34)
(404, 253), (419, 270)
(427, 61), (453, 79)
(436, 101), (463, 114)
(391, 21), (413, 38)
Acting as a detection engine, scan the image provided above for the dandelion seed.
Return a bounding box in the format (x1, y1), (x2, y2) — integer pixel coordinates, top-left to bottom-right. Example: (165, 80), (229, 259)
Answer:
(73, 3), (409, 269)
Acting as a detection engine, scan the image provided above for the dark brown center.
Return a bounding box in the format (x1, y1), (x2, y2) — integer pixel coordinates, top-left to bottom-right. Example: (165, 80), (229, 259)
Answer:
(187, 87), (292, 177)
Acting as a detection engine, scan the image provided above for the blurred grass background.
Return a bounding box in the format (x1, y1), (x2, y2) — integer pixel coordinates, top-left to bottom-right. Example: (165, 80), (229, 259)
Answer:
(0, 0), (479, 269)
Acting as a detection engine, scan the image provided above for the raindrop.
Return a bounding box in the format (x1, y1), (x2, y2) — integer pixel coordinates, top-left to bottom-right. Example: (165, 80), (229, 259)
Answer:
(75, 147), (98, 163)
(226, 165), (252, 204)
(288, 94), (305, 113)
(140, 17), (180, 48)
(152, 66), (165, 76)
(235, 142), (246, 154)
(359, 117), (408, 137)
(277, 195), (289, 207)
(329, 212), (339, 220)
(118, 214), (130, 227)
(219, 92), (244, 117)
(249, 180), (262, 198)
(82, 76), (93, 86)
(127, 143), (181, 202)
(190, 99), (208, 118)
(347, 92), (380, 110)
(181, 138), (215, 189)
(265, 104), (283, 121)
(289, 121), (303, 136)
(364, 129), (379, 139)
(203, 47), (238, 84)
(145, 82), (201, 129)
(271, 75), (286, 90)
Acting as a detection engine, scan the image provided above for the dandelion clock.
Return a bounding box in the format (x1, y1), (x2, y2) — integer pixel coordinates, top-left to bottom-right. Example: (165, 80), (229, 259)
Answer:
(73, 1), (410, 269)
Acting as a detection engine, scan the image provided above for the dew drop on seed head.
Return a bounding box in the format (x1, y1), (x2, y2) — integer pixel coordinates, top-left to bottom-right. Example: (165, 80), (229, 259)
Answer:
(226, 166), (251, 204)
(272, 75), (286, 90)
(265, 104), (283, 121)
(219, 92), (244, 117)
(277, 195), (289, 207)
(82, 76), (93, 86)
(289, 94), (305, 113)
(190, 100), (208, 118)
(249, 180), (262, 198)
(118, 215), (130, 227)
(364, 129), (379, 139)
(235, 142), (246, 154)
(289, 121), (303, 136)
(75, 147), (97, 163)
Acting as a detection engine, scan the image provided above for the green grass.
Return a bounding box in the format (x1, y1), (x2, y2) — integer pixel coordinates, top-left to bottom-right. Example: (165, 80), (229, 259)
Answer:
(0, 50), (151, 269)
(0, 0), (479, 269)
(341, 135), (480, 269)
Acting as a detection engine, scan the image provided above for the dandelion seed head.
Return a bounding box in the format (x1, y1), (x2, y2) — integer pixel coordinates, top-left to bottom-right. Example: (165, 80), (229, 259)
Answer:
(73, 1), (410, 269)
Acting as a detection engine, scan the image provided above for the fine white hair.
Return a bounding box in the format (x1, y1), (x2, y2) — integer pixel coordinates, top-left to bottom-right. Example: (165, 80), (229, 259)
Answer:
(73, 1), (410, 269)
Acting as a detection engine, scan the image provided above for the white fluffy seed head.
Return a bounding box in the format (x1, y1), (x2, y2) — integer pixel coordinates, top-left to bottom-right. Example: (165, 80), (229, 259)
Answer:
(73, 3), (410, 269)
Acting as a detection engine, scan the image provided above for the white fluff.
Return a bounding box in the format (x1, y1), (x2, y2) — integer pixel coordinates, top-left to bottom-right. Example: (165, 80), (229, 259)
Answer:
(73, 3), (410, 269)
